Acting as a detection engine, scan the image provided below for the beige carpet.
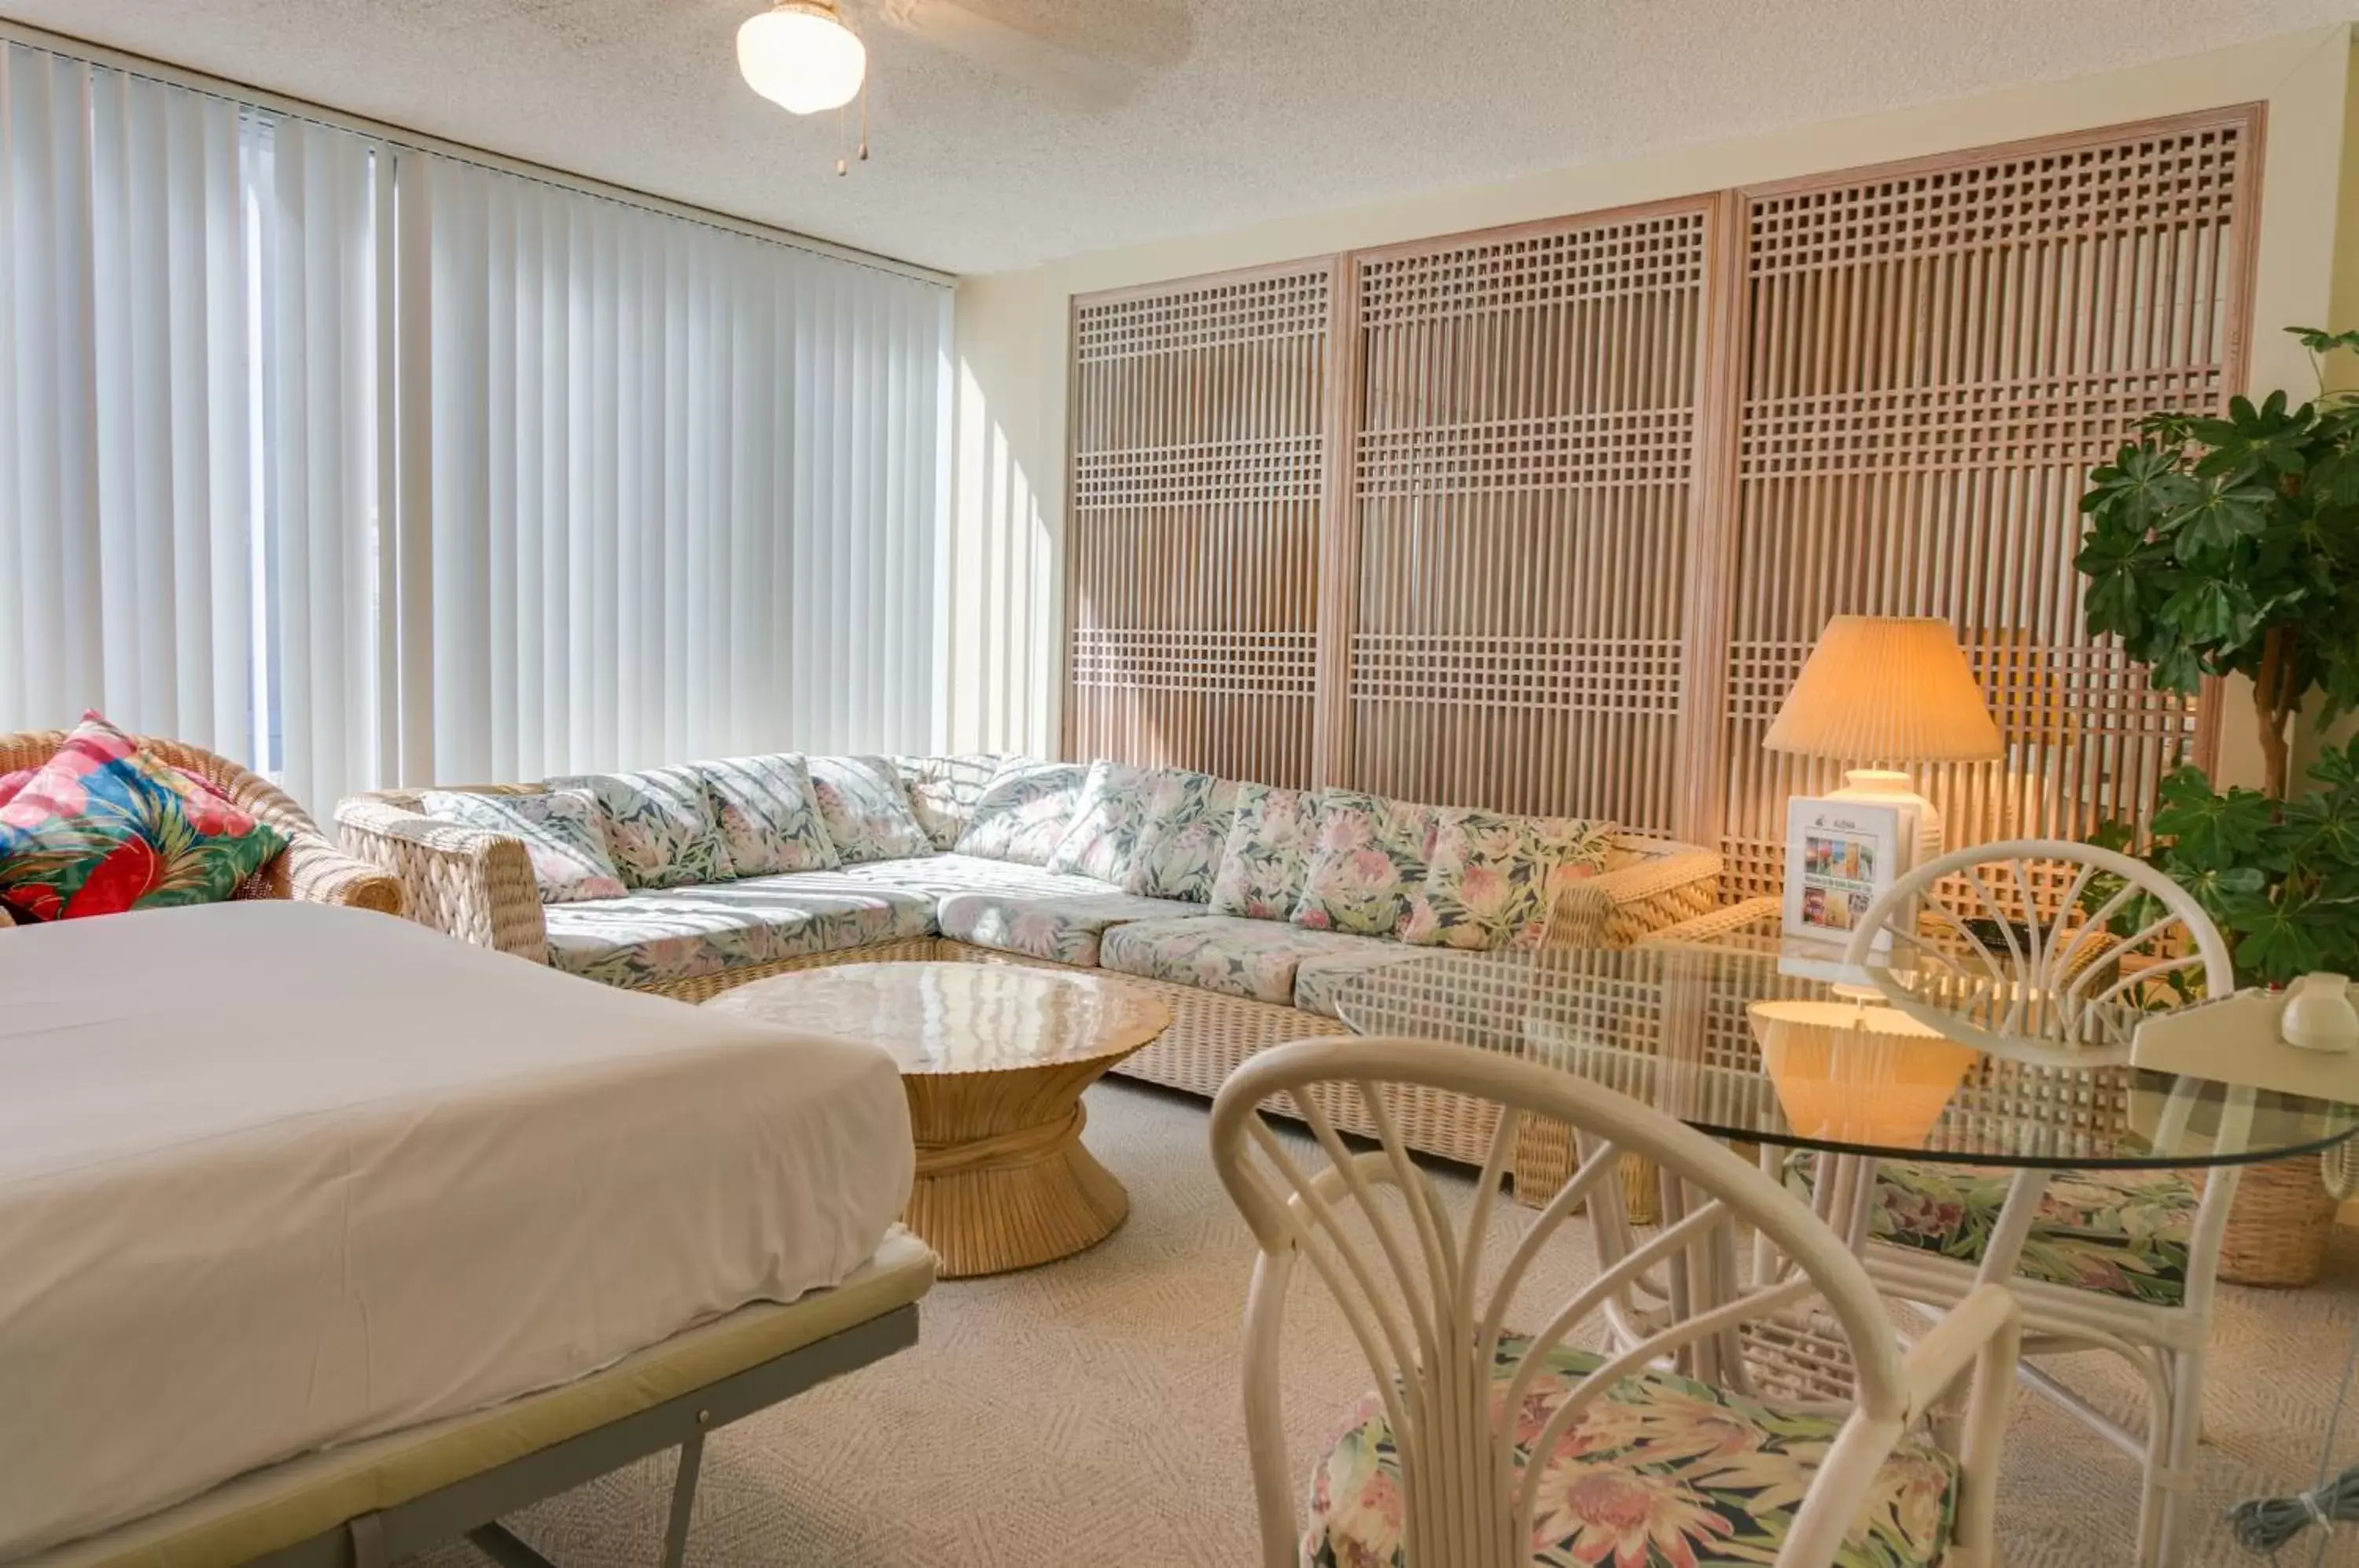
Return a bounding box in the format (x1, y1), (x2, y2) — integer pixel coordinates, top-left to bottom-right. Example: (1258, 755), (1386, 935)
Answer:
(412, 1079), (2359, 1568)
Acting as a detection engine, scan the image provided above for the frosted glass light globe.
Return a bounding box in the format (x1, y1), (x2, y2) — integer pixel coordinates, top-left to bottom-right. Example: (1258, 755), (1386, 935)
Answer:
(738, 2), (867, 116)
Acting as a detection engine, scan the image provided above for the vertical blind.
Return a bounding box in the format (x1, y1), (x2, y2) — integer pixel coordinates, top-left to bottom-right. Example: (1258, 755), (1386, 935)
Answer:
(0, 39), (951, 811)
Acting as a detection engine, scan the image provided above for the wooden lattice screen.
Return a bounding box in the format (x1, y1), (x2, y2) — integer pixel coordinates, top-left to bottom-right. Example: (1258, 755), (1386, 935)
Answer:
(1332, 204), (1714, 835)
(1066, 263), (1334, 786)
(1707, 110), (2256, 895)
(1065, 108), (2257, 860)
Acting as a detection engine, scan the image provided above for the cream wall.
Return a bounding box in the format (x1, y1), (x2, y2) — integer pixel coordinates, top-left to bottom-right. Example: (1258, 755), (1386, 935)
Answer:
(947, 26), (2359, 784)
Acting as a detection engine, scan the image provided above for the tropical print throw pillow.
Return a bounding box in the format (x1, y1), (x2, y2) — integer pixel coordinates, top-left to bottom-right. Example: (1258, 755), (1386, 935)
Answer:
(1399, 808), (1615, 951)
(955, 759), (1090, 866)
(1290, 790), (1441, 937)
(546, 765), (734, 889)
(892, 753), (1006, 851)
(0, 712), (285, 921)
(1124, 768), (1237, 902)
(419, 787), (629, 904)
(1208, 784), (1323, 921)
(1045, 760), (1152, 885)
(693, 753), (841, 876)
(806, 755), (933, 863)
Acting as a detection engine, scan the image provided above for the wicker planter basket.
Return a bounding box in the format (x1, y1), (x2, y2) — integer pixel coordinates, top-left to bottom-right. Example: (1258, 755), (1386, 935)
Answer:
(2218, 1154), (2339, 1288)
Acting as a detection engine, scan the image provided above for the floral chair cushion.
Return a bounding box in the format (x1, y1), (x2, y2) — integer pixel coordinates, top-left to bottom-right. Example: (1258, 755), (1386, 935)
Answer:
(1209, 784), (1323, 921)
(938, 889), (1210, 967)
(1099, 915), (1397, 1007)
(955, 759), (1090, 866)
(1400, 808), (1616, 951)
(547, 765), (734, 890)
(893, 753), (1006, 852)
(419, 787), (627, 904)
(541, 874), (937, 990)
(690, 754), (841, 876)
(1793, 1158), (2197, 1306)
(1045, 760), (1153, 885)
(805, 755), (933, 864)
(1291, 790), (1441, 938)
(1307, 1334), (1956, 1568)
(1125, 768), (1237, 902)
(0, 712), (285, 921)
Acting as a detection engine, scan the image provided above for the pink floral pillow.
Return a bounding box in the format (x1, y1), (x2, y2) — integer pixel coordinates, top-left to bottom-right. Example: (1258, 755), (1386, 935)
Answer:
(0, 711), (285, 922)
(1400, 808), (1615, 951)
(1290, 791), (1441, 938)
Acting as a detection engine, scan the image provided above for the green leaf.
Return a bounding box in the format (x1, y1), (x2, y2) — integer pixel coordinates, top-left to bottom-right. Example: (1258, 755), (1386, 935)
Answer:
(2158, 576), (2258, 649)
(2165, 474), (2275, 558)
(2150, 768), (2274, 866)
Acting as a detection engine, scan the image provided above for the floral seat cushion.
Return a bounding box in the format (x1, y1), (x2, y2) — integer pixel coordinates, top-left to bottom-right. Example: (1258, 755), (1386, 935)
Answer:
(1290, 941), (1448, 1019)
(830, 852), (1121, 901)
(1099, 915), (1399, 1007)
(938, 889), (1210, 967)
(542, 874), (936, 989)
(1308, 1335), (1957, 1568)
(1794, 1158), (2197, 1306)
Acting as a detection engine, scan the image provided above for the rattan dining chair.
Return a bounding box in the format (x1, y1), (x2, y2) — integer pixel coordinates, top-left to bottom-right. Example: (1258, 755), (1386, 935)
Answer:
(1842, 839), (2243, 1568)
(1209, 1035), (2021, 1568)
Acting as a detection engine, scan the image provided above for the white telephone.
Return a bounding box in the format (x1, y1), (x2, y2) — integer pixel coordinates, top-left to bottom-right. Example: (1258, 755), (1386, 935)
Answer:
(2130, 974), (2359, 1099)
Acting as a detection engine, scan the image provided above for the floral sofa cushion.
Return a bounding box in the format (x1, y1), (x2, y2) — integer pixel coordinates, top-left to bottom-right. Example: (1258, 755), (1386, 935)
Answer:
(1306, 1334), (1956, 1568)
(830, 852), (1115, 902)
(1125, 768), (1237, 902)
(1400, 808), (1615, 951)
(541, 873), (937, 990)
(1099, 915), (1400, 1007)
(806, 755), (933, 863)
(1794, 1158), (2197, 1307)
(1291, 790), (1441, 938)
(939, 889), (1210, 967)
(1045, 760), (1151, 885)
(691, 754), (840, 876)
(955, 759), (1089, 866)
(893, 753), (1005, 852)
(547, 765), (734, 890)
(1290, 942), (1448, 1020)
(419, 787), (627, 904)
(1209, 784), (1323, 921)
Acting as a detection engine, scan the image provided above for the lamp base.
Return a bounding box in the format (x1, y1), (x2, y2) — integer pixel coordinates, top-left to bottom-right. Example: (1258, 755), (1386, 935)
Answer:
(1827, 767), (1944, 869)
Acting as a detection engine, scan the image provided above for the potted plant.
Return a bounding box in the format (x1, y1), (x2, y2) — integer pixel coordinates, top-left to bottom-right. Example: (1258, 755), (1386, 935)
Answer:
(2077, 326), (2359, 801)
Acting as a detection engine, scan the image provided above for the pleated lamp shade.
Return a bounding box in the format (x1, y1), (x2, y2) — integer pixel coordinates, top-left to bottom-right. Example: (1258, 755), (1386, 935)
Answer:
(1762, 616), (2004, 764)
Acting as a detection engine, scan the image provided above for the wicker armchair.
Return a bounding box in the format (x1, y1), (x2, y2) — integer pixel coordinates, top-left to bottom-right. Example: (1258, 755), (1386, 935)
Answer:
(0, 730), (402, 917)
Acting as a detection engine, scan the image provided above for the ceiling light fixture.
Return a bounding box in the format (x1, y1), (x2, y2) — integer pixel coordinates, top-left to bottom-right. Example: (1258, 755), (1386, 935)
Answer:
(738, 1), (868, 116)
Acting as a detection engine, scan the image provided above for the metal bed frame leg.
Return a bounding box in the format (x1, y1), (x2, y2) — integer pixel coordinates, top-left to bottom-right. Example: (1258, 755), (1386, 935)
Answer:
(660, 1427), (708, 1568)
(458, 1429), (708, 1568)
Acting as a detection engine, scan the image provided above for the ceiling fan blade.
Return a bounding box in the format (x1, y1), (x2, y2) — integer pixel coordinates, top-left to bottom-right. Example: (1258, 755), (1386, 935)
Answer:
(874, 0), (1191, 110)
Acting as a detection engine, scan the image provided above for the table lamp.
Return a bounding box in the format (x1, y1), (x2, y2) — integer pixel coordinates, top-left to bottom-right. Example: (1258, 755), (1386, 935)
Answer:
(1761, 614), (2004, 865)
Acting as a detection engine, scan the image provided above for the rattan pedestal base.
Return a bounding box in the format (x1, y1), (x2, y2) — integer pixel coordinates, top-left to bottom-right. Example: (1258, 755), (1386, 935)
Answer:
(907, 1097), (1134, 1278)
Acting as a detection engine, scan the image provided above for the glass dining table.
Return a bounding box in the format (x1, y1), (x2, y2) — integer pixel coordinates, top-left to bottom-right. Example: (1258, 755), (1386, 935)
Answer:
(1332, 942), (2359, 1192)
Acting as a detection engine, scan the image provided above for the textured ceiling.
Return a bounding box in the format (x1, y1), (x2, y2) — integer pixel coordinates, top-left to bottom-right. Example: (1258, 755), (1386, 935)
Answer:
(5, 0), (2357, 275)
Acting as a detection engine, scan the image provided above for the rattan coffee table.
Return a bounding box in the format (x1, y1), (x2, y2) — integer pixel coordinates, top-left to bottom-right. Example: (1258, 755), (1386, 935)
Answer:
(705, 961), (1172, 1277)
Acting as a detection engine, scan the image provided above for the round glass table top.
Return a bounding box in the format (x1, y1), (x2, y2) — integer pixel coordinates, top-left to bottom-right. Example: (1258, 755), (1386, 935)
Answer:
(1333, 944), (2359, 1169)
(704, 961), (1171, 1075)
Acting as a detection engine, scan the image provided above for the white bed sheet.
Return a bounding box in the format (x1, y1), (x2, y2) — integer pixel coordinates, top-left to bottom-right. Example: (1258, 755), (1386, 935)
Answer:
(0, 902), (915, 1560)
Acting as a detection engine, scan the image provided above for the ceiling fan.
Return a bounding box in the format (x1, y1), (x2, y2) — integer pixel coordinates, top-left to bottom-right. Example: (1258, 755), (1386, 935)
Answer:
(738, 0), (1193, 149)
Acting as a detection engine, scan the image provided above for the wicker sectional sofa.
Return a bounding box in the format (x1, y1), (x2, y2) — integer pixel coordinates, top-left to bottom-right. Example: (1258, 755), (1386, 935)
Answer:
(338, 754), (1719, 1163)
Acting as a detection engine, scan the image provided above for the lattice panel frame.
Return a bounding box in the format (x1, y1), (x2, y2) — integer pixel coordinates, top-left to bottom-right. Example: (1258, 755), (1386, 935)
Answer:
(1333, 202), (1717, 834)
(1066, 262), (1333, 785)
(1705, 109), (2255, 897)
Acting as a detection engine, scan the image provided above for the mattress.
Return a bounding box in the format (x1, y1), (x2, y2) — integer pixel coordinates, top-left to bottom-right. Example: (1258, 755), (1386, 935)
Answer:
(0, 902), (915, 1560)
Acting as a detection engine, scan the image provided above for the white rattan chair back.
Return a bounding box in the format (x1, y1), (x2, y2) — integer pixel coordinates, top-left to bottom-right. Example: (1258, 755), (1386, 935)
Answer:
(1208, 1036), (1932, 1568)
(1840, 838), (2234, 1061)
